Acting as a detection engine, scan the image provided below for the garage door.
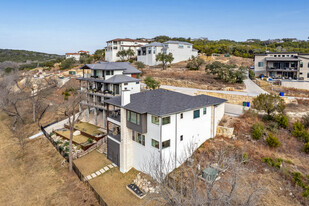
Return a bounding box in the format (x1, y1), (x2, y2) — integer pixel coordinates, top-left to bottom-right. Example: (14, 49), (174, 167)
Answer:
(107, 137), (120, 166)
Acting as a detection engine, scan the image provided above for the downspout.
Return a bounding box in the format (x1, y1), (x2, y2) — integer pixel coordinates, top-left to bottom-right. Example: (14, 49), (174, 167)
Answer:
(159, 117), (162, 179)
(175, 113), (177, 169)
(213, 105), (216, 138)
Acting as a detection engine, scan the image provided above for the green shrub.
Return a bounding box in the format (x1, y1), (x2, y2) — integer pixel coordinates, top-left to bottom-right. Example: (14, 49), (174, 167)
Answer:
(56, 140), (62, 145)
(88, 138), (93, 143)
(277, 115), (289, 129)
(303, 131), (309, 143)
(304, 143), (309, 154)
(241, 153), (249, 164)
(64, 141), (69, 146)
(251, 122), (264, 140)
(65, 147), (69, 152)
(59, 146), (63, 152)
(129, 59), (134, 63)
(266, 133), (281, 148)
(292, 172), (304, 188)
(261, 157), (282, 169)
(292, 121), (305, 139)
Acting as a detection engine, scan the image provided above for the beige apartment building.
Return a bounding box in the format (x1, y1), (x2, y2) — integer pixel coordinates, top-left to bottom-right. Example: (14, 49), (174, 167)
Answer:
(254, 52), (309, 80)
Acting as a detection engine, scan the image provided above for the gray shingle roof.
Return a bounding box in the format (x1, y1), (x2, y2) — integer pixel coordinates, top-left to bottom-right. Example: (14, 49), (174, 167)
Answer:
(105, 89), (226, 116)
(80, 62), (141, 74)
(104, 75), (140, 84)
(141, 42), (164, 47)
(164, 40), (192, 45)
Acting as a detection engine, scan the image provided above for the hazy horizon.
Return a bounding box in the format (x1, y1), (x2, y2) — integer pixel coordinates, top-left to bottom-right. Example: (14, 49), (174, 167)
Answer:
(1, 0), (308, 55)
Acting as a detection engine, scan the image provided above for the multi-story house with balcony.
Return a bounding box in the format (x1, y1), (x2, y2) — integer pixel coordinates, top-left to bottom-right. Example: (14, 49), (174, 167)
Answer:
(137, 41), (198, 66)
(254, 52), (309, 80)
(77, 62), (141, 128)
(104, 89), (226, 176)
(65, 50), (89, 61)
(105, 38), (148, 62)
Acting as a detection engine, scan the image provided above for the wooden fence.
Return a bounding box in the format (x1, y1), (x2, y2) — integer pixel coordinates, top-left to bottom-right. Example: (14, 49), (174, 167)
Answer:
(40, 125), (108, 206)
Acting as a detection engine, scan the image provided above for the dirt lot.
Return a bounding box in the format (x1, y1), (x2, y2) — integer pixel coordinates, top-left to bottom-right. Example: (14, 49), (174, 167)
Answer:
(141, 55), (252, 91)
(255, 79), (309, 97)
(0, 113), (99, 206)
(206, 111), (309, 206)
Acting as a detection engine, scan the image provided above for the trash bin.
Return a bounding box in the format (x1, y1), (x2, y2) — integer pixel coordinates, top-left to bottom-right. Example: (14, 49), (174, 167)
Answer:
(243, 102), (247, 106)
(280, 92), (284, 96)
(246, 102), (250, 107)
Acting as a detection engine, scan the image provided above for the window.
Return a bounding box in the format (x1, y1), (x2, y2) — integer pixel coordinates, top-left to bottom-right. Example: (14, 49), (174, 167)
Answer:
(187, 45), (191, 48)
(180, 113), (183, 119)
(148, 47), (151, 54)
(307, 73), (309, 78)
(152, 139), (159, 149)
(136, 82), (140, 84)
(308, 63), (309, 68)
(153, 49), (155, 54)
(274, 55), (277, 57)
(162, 116), (170, 125)
(193, 109), (200, 119)
(203, 108), (207, 115)
(282, 55), (285, 57)
(300, 62), (303, 68)
(258, 62), (264, 67)
(180, 135), (183, 141)
(300, 72), (303, 75)
(162, 140), (170, 149)
(152, 115), (159, 125)
(124, 83), (128, 85)
(132, 131), (145, 146)
(127, 111), (140, 125)
(286, 55), (289, 57)
(178, 44), (184, 48)
(278, 55), (281, 57)
(106, 70), (110, 75)
(164, 44), (168, 47)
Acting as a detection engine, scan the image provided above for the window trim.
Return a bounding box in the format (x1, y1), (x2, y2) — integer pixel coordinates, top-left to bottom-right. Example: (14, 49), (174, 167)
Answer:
(193, 109), (200, 119)
(162, 140), (170, 149)
(127, 111), (140, 125)
(152, 139), (159, 149)
(152, 115), (159, 125)
(162, 116), (170, 125)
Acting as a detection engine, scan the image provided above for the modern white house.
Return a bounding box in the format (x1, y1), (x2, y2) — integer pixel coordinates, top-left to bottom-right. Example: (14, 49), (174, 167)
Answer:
(137, 41), (198, 66)
(254, 52), (309, 80)
(65, 50), (90, 61)
(77, 62), (141, 128)
(104, 89), (226, 176)
(105, 38), (148, 62)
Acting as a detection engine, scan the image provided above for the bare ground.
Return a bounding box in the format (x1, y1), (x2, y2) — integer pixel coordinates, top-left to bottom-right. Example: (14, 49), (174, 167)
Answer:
(141, 55), (253, 91)
(0, 113), (99, 206)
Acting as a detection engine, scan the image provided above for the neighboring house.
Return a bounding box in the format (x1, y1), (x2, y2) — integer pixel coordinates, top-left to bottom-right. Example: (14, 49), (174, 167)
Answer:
(77, 62), (141, 127)
(104, 89), (226, 176)
(65, 50), (90, 61)
(137, 41), (198, 66)
(105, 38), (148, 62)
(254, 52), (309, 80)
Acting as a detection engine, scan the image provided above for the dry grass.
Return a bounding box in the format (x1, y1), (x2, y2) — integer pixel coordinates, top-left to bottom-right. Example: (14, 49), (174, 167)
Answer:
(75, 121), (104, 136)
(255, 79), (309, 97)
(0, 113), (99, 206)
(74, 150), (112, 175)
(74, 151), (157, 206)
(56, 130), (89, 144)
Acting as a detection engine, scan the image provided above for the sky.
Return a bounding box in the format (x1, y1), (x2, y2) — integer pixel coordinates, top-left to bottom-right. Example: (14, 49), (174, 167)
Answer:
(0, 0), (308, 55)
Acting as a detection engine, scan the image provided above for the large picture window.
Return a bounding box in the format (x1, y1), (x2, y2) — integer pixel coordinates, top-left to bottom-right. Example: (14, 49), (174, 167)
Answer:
(127, 111), (140, 125)
(258, 62), (264, 67)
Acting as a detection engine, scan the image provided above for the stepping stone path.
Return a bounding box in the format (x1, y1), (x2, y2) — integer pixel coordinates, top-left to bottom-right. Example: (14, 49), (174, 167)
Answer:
(84, 163), (117, 181)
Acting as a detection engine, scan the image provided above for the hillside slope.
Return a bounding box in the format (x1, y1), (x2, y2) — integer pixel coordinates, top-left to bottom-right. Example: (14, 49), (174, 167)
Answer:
(0, 49), (63, 63)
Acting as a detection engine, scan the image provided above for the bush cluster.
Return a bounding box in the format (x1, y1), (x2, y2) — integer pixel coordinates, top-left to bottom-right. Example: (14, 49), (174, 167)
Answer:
(251, 122), (264, 140)
(266, 133), (281, 148)
(261, 157), (283, 169)
(292, 121), (309, 142)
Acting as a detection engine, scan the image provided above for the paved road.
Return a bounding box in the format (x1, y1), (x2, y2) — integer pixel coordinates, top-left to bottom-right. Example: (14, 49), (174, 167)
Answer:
(244, 76), (268, 96)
